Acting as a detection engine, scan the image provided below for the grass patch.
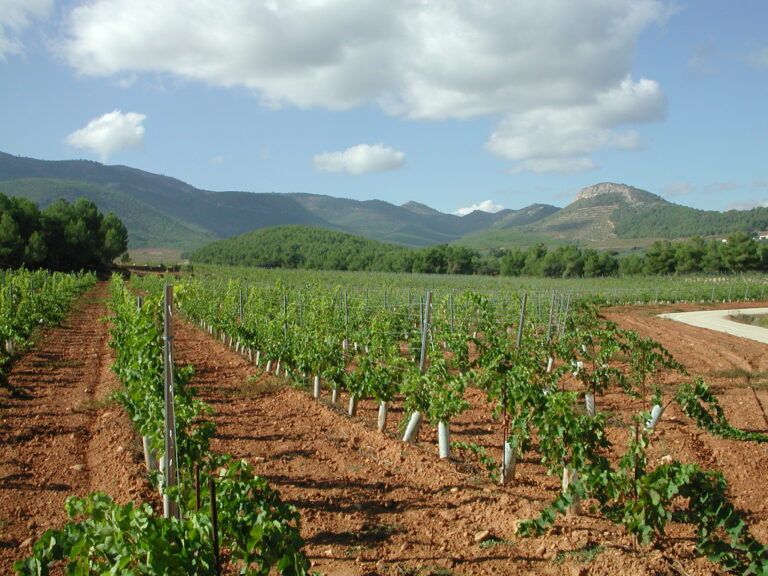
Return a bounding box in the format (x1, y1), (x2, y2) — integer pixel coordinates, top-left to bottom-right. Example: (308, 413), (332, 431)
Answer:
(709, 368), (768, 389)
(393, 566), (454, 576)
(76, 395), (119, 413)
(553, 543), (603, 565)
(229, 375), (285, 398)
(729, 313), (768, 329)
(34, 358), (85, 370)
(479, 536), (514, 549)
(349, 523), (400, 544)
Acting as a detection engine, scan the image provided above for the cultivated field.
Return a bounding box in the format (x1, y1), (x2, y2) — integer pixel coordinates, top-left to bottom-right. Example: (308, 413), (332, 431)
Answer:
(2, 270), (768, 575)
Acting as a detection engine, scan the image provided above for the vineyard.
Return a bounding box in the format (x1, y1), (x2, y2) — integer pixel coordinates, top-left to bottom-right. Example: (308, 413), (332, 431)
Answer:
(2, 267), (768, 575)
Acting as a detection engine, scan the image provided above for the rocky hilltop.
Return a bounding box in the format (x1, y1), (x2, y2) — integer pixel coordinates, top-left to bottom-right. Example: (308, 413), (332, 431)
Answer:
(575, 182), (662, 206)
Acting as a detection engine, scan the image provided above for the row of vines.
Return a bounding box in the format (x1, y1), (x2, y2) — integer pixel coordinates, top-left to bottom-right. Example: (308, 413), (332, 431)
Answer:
(149, 273), (768, 574)
(14, 276), (312, 576)
(0, 269), (96, 390)
(191, 263), (768, 307)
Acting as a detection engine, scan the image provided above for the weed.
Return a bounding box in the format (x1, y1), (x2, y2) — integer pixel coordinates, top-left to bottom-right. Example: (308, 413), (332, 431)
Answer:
(393, 566), (454, 576)
(709, 368), (768, 389)
(37, 359), (85, 370)
(344, 523), (399, 545)
(76, 395), (119, 413)
(479, 537), (514, 549)
(452, 441), (497, 479)
(553, 543), (603, 564)
(230, 375), (284, 398)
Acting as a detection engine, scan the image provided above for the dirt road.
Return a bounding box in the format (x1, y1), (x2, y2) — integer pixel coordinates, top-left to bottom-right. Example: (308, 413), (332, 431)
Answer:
(659, 306), (768, 343)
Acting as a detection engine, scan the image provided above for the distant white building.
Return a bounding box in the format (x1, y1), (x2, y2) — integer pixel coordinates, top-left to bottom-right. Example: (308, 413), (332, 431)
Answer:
(758, 231), (768, 241)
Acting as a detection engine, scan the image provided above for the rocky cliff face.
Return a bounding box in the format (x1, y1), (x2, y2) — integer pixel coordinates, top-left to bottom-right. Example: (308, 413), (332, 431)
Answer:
(576, 182), (664, 205)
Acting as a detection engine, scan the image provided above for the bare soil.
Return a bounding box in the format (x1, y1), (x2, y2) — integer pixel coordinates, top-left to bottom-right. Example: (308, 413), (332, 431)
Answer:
(0, 283), (153, 574)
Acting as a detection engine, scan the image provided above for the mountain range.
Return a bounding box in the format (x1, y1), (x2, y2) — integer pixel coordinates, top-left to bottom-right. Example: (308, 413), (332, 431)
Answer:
(1, 150), (767, 255)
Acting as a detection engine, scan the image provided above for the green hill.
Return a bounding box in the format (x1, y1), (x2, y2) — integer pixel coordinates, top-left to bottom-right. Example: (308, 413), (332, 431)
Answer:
(5, 152), (768, 256)
(524, 182), (768, 248)
(524, 183), (667, 244)
(452, 228), (565, 250)
(0, 178), (214, 251)
(190, 225), (407, 270)
(0, 152), (559, 251)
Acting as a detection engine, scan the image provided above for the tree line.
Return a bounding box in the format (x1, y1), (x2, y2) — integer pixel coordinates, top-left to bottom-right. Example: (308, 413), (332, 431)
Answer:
(192, 225), (768, 277)
(0, 193), (128, 271)
(497, 233), (768, 277)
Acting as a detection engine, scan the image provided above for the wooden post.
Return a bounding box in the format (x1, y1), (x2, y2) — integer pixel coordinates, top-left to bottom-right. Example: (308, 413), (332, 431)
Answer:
(559, 293), (572, 339)
(404, 291), (431, 444)
(195, 462), (201, 511)
(546, 291), (556, 343)
(163, 284), (180, 520)
(515, 293), (527, 349)
(501, 293), (527, 485)
(419, 291), (432, 373)
(209, 476), (220, 575)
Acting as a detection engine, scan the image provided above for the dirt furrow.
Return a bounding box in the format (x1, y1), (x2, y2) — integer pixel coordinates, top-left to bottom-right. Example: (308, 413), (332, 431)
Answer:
(174, 318), (723, 576)
(0, 283), (151, 573)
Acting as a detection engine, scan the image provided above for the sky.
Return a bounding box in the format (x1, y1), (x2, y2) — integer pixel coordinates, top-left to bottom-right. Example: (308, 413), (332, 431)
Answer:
(0, 0), (766, 215)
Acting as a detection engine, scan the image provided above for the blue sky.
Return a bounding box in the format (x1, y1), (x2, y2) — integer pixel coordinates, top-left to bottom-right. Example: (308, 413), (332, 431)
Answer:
(1, 0), (766, 215)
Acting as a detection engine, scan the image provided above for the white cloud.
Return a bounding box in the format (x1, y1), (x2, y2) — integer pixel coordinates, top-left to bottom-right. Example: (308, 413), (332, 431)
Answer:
(313, 143), (405, 175)
(65, 110), (146, 160)
(487, 75), (663, 172)
(727, 199), (768, 211)
(0, 0), (52, 59)
(60, 0), (671, 172)
(454, 200), (504, 216)
(747, 46), (768, 69)
(687, 43), (717, 75)
(661, 181), (695, 197)
(704, 181), (738, 194)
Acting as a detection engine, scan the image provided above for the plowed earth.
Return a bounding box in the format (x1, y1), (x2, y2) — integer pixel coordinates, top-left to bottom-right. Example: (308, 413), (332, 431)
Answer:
(0, 283), (153, 574)
(1, 289), (768, 576)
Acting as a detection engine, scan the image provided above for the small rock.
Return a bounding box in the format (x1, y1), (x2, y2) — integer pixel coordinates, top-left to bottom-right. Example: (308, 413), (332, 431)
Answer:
(19, 538), (33, 549)
(26, 520), (37, 530)
(440, 510), (458, 522)
(252, 457), (266, 464)
(70, 463), (85, 472)
(323, 548), (333, 557)
(473, 530), (492, 543)
(535, 544), (547, 557)
(116, 445), (125, 454)
(450, 487), (459, 493)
